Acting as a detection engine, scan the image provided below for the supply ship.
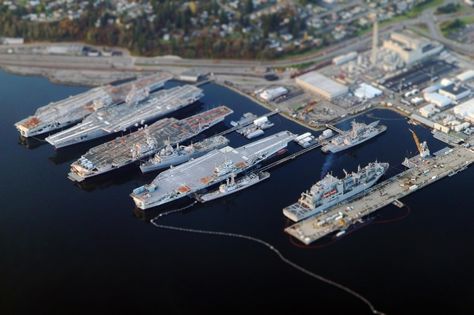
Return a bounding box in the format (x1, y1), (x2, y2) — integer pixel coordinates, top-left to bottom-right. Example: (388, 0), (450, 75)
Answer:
(283, 162), (389, 222)
(45, 85), (203, 148)
(139, 135), (229, 173)
(15, 73), (172, 137)
(68, 106), (233, 182)
(321, 121), (386, 153)
(131, 131), (296, 210)
(197, 171), (270, 203)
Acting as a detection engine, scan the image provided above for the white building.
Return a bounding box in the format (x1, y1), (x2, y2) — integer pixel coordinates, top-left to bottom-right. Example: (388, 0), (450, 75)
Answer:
(456, 70), (474, 82)
(259, 87), (288, 101)
(419, 104), (439, 118)
(354, 83), (382, 100)
(453, 98), (474, 123)
(423, 92), (452, 108)
(439, 84), (470, 101)
(382, 31), (443, 65)
(295, 71), (348, 100)
(0, 37), (24, 45)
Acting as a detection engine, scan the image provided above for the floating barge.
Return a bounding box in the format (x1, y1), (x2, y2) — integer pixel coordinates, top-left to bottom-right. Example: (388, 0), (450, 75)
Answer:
(15, 73), (172, 137)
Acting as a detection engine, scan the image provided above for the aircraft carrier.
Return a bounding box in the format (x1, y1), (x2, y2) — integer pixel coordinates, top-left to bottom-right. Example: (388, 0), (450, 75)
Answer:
(283, 162), (389, 222)
(321, 120), (386, 153)
(15, 73), (172, 137)
(45, 85), (203, 148)
(131, 131), (296, 210)
(68, 106), (233, 182)
(139, 135), (229, 173)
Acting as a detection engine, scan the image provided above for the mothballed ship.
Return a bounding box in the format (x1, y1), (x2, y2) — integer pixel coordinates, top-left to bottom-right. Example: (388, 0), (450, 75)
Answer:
(139, 135), (229, 173)
(15, 73), (172, 137)
(45, 85), (203, 148)
(68, 106), (233, 182)
(321, 121), (386, 153)
(283, 162), (389, 222)
(131, 131), (296, 210)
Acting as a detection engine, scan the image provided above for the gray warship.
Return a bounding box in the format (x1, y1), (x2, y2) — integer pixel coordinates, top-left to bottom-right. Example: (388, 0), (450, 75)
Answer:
(68, 106), (233, 182)
(283, 161), (389, 222)
(139, 135), (229, 173)
(131, 131), (296, 210)
(45, 85), (203, 148)
(15, 73), (172, 137)
(321, 120), (386, 153)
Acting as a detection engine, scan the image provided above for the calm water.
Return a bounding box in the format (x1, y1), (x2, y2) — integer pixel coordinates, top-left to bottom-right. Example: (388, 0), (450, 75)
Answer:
(1, 71), (473, 315)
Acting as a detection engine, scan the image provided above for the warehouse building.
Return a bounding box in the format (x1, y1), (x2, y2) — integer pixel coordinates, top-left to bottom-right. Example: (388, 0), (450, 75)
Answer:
(453, 98), (474, 123)
(423, 92), (452, 108)
(419, 104), (439, 118)
(383, 31), (443, 65)
(439, 84), (470, 101)
(295, 71), (348, 100)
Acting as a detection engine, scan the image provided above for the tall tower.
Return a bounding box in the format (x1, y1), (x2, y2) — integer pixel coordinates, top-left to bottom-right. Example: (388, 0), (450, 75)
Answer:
(370, 12), (378, 66)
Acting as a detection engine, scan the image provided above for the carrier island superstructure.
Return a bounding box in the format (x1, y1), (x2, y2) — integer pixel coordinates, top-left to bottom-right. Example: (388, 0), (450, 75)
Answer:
(45, 85), (203, 148)
(14, 73), (172, 137)
(130, 131), (296, 210)
(68, 106), (233, 182)
(283, 162), (389, 222)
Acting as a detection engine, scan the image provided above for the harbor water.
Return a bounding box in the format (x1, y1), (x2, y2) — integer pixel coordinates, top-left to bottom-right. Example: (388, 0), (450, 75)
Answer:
(1, 70), (473, 314)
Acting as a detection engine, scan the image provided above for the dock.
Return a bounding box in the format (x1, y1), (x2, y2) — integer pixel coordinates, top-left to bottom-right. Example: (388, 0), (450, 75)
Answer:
(285, 146), (474, 245)
(216, 111), (279, 137)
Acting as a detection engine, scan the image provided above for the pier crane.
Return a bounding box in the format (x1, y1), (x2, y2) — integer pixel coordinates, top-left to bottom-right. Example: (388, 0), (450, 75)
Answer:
(409, 129), (430, 158)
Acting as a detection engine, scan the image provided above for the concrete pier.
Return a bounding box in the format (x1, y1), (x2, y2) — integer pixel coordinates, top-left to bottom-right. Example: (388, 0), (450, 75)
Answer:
(285, 146), (474, 245)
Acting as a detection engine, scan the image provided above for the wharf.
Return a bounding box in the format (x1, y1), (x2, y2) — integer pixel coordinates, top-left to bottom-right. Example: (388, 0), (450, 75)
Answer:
(285, 146), (474, 245)
(215, 111), (279, 137)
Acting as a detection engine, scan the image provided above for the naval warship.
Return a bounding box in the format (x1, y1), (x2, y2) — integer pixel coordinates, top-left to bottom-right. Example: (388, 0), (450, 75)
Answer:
(15, 73), (172, 137)
(321, 120), (386, 153)
(139, 135), (229, 173)
(283, 161), (389, 222)
(45, 85), (203, 148)
(68, 106), (233, 182)
(131, 131), (296, 210)
(197, 171), (270, 203)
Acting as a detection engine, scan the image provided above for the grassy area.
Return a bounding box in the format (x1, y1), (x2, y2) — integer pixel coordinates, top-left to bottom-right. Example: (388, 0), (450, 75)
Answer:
(440, 19), (466, 36)
(404, 0), (444, 18)
(289, 61), (316, 70)
(460, 15), (474, 25)
(435, 3), (461, 15)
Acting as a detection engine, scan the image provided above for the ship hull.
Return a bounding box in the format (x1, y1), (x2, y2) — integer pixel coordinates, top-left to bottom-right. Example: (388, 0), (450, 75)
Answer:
(283, 170), (385, 222)
(321, 125), (387, 153)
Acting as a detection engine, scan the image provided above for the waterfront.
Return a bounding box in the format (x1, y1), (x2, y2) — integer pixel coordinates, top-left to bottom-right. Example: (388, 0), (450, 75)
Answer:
(1, 70), (474, 315)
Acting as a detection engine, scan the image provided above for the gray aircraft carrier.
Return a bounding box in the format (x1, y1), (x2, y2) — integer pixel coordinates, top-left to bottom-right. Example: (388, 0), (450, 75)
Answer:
(15, 72), (172, 137)
(130, 131), (296, 210)
(68, 106), (233, 182)
(45, 85), (203, 148)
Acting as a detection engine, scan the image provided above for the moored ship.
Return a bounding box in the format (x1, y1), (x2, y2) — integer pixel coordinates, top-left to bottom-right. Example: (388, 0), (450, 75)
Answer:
(197, 171), (270, 203)
(15, 73), (172, 137)
(45, 85), (203, 148)
(68, 106), (233, 182)
(131, 131), (296, 210)
(321, 120), (386, 153)
(283, 161), (389, 222)
(139, 135), (229, 173)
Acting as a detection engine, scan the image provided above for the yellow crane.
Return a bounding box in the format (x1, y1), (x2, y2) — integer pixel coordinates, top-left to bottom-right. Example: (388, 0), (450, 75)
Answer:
(409, 129), (430, 158)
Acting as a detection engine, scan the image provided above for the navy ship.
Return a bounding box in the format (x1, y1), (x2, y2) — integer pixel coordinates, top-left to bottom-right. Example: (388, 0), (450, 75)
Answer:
(131, 131), (296, 210)
(140, 135), (229, 173)
(321, 121), (386, 153)
(283, 162), (389, 222)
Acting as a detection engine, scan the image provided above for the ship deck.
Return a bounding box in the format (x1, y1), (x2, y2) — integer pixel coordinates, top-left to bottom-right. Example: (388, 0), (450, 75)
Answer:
(285, 146), (474, 244)
(72, 106), (233, 172)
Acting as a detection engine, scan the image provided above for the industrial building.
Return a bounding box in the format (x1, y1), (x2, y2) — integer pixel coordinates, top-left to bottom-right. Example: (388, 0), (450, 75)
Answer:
(295, 71), (348, 100)
(354, 83), (382, 100)
(456, 70), (474, 82)
(453, 98), (474, 123)
(382, 31), (443, 65)
(259, 87), (288, 101)
(419, 104), (439, 118)
(439, 84), (470, 101)
(423, 92), (452, 108)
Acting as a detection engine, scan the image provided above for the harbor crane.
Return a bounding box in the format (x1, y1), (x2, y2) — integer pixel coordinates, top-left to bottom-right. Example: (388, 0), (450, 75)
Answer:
(409, 129), (430, 158)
